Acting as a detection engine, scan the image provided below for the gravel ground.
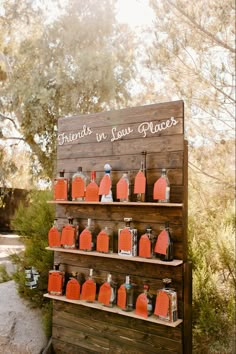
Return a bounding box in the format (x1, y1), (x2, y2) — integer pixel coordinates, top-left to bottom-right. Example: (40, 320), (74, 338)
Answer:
(0, 233), (48, 353)
(0, 280), (48, 353)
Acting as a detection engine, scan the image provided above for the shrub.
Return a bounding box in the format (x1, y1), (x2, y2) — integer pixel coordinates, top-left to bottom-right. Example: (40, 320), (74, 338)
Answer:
(189, 203), (235, 353)
(0, 264), (12, 283)
(10, 190), (54, 337)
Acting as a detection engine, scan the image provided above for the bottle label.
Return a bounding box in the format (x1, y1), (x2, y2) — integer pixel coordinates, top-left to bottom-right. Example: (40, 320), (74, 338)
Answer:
(154, 230), (168, 255)
(72, 177), (85, 199)
(116, 177), (129, 200)
(135, 293), (148, 318)
(134, 171), (146, 194)
(66, 279), (80, 300)
(81, 279), (96, 302)
(153, 177), (169, 201)
(96, 230), (109, 253)
(118, 228), (132, 255)
(98, 282), (112, 306)
(85, 182), (99, 202)
(99, 175), (111, 195)
(139, 234), (151, 258)
(117, 285), (127, 310)
(154, 290), (170, 318)
(54, 179), (68, 200)
(61, 225), (75, 248)
(48, 227), (61, 247)
(79, 229), (92, 251)
(48, 272), (63, 295)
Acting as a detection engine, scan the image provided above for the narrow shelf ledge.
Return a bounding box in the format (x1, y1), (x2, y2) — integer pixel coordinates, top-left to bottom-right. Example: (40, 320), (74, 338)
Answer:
(45, 247), (183, 266)
(47, 200), (183, 207)
(44, 293), (183, 328)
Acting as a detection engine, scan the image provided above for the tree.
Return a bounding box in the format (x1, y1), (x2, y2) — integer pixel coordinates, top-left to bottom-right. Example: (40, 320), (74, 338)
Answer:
(0, 0), (135, 179)
(145, 0), (235, 144)
(142, 2), (236, 352)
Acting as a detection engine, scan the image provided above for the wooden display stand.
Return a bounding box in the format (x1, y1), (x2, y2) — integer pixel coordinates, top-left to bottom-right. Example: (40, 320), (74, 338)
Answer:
(45, 100), (192, 353)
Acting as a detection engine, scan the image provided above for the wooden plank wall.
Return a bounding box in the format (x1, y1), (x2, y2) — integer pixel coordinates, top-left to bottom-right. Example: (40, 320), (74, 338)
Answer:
(51, 100), (191, 353)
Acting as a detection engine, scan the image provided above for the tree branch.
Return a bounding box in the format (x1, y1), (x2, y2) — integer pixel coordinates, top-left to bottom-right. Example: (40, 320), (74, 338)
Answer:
(0, 136), (25, 141)
(189, 161), (235, 188)
(0, 112), (18, 129)
(166, 0), (235, 53)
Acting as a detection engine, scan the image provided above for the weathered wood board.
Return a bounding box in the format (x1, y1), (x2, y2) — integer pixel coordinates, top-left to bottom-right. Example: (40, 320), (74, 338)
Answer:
(49, 100), (192, 353)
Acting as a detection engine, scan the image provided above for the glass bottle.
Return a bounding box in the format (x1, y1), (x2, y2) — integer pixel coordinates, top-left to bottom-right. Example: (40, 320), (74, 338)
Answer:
(138, 227), (156, 259)
(65, 272), (80, 300)
(48, 218), (61, 248)
(154, 168), (170, 203)
(155, 278), (178, 322)
(25, 267), (37, 289)
(71, 166), (87, 201)
(48, 263), (64, 296)
(159, 222), (174, 262)
(102, 273), (117, 308)
(79, 218), (95, 251)
(122, 275), (134, 312)
(61, 217), (77, 249)
(136, 150), (147, 202)
(54, 170), (68, 201)
(117, 172), (130, 202)
(118, 217), (138, 256)
(143, 284), (153, 316)
(96, 226), (113, 253)
(85, 170), (99, 202)
(147, 227), (156, 258)
(100, 163), (113, 202)
(81, 268), (96, 303)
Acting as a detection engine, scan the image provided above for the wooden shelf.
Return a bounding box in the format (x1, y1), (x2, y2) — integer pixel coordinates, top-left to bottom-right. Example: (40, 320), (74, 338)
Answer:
(44, 293), (183, 328)
(47, 200), (183, 207)
(46, 247), (183, 266)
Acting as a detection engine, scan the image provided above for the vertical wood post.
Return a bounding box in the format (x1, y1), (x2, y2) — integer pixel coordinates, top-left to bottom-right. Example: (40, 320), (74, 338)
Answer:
(183, 261), (192, 354)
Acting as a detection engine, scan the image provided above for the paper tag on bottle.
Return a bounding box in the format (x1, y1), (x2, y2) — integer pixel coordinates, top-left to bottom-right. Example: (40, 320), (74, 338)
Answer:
(85, 182), (99, 202)
(116, 178), (128, 199)
(72, 177), (85, 199)
(66, 279), (80, 300)
(98, 282), (112, 306)
(81, 280), (96, 302)
(48, 272), (63, 294)
(118, 229), (132, 252)
(61, 225), (75, 247)
(48, 227), (61, 247)
(139, 234), (151, 258)
(79, 229), (92, 251)
(54, 179), (67, 200)
(135, 293), (148, 318)
(99, 175), (111, 195)
(154, 290), (169, 317)
(134, 171), (146, 194)
(96, 230), (109, 253)
(153, 177), (167, 200)
(154, 230), (168, 255)
(117, 285), (126, 309)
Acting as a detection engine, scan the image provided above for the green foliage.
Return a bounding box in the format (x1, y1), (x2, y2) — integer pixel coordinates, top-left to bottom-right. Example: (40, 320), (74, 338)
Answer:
(10, 190), (54, 337)
(189, 200), (235, 353)
(0, 0), (135, 179)
(0, 264), (12, 283)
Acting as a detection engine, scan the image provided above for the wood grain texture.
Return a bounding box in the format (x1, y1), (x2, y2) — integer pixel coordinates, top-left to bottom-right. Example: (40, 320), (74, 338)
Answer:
(58, 100), (184, 132)
(50, 100), (190, 353)
(52, 301), (183, 353)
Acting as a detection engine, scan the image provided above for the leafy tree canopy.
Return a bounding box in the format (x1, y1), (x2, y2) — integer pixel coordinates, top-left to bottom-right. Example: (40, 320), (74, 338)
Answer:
(0, 0), (135, 178)
(143, 0), (235, 145)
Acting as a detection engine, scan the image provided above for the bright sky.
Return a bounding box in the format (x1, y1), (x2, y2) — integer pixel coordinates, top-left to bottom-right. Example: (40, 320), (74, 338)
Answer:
(116, 0), (154, 27)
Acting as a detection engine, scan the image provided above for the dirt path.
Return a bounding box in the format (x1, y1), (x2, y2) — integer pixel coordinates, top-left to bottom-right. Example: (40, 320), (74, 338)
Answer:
(0, 233), (48, 353)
